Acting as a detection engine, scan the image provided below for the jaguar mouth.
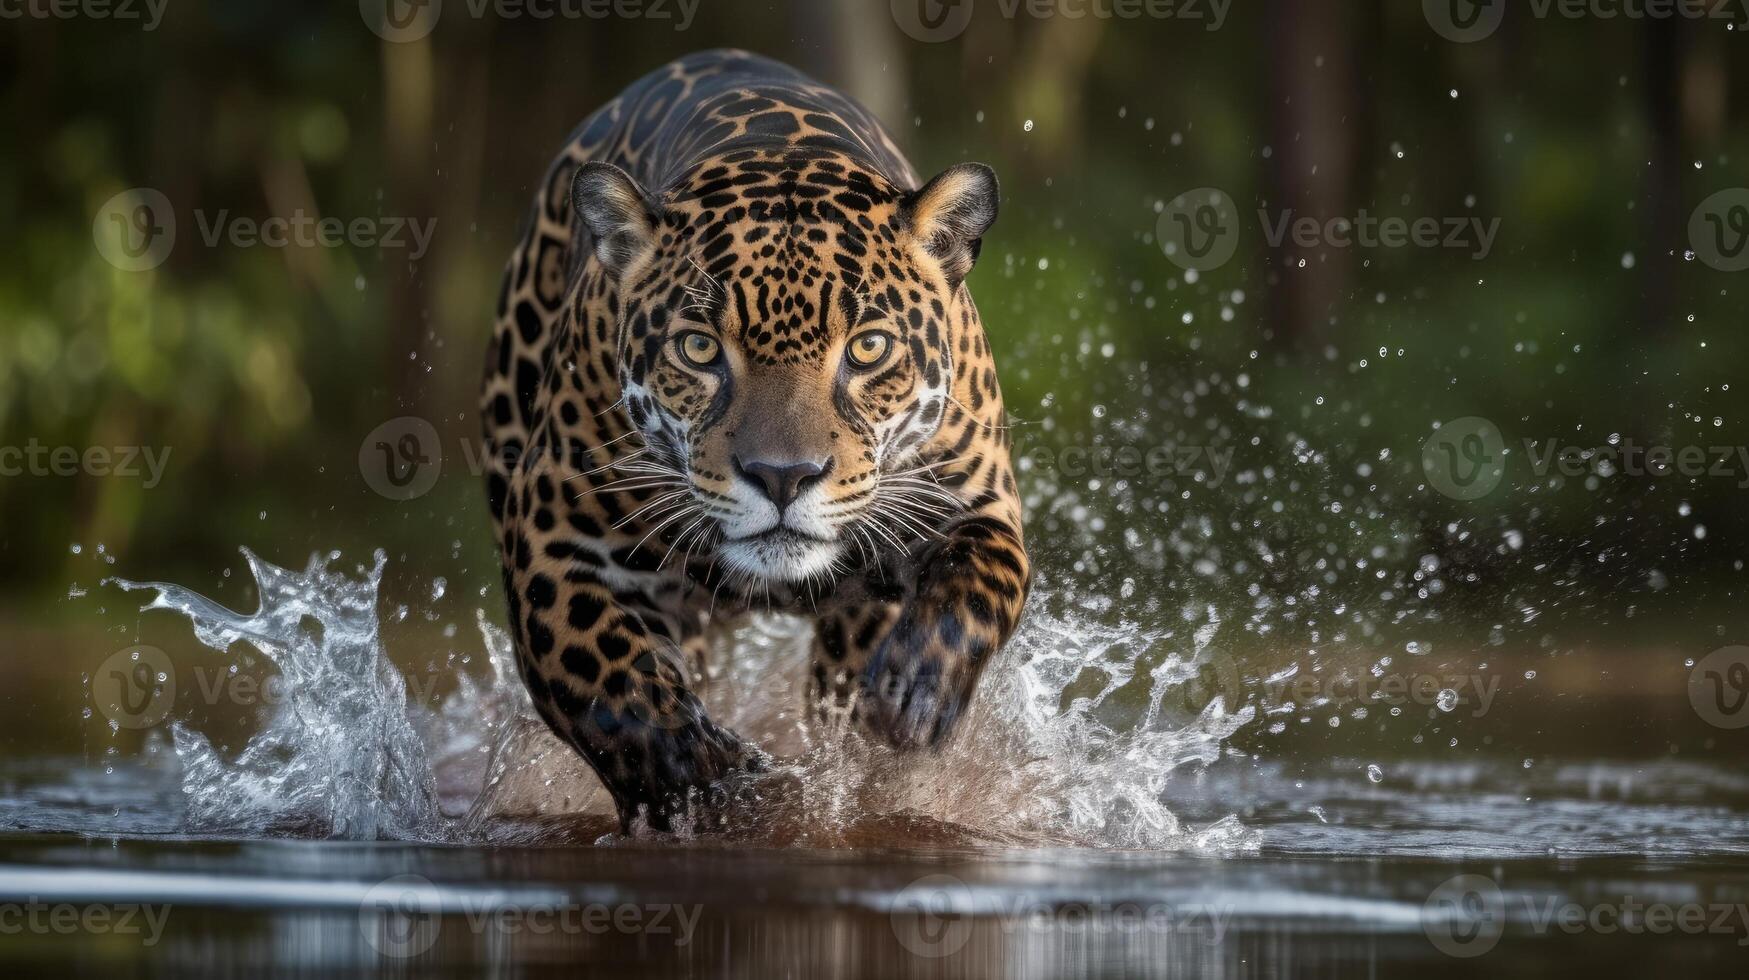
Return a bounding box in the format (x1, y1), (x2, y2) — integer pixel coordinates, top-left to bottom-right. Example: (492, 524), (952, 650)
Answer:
(732, 526), (833, 546)
(718, 526), (841, 583)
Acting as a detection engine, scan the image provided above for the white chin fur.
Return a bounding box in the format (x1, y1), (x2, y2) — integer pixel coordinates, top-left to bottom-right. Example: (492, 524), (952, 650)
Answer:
(718, 532), (842, 584)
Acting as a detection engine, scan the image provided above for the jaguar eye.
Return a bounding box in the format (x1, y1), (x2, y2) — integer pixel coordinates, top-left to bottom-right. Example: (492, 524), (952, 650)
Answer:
(676, 331), (721, 367)
(846, 331), (894, 369)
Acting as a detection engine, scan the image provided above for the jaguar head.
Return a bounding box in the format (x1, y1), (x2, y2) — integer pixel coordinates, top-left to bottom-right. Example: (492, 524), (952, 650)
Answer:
(571, 152), (997, 584)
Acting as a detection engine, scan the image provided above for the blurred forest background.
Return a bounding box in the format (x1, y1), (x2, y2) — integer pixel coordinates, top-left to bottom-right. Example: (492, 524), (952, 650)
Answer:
(1, 0), (1745, 749)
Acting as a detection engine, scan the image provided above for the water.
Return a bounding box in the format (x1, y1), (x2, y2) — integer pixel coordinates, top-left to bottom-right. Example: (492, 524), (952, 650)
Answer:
(62, 547), (1746, 857)
(76, 548), (1257, 851)
(5, 549), (1747, 974)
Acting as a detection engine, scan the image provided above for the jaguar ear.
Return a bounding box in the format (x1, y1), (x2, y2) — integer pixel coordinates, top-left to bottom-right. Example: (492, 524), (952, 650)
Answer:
(571, 161), (658, 274)
(904, 163), (999, 290)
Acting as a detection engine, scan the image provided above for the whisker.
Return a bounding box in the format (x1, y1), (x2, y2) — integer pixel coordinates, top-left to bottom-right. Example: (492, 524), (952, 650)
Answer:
(945, 393), (1013, 432)
(563, 448), (651, 481)
(659, 515), (709, 571)
(859, 512), (910, 554)
(631, 506), (699, 555)
(612, 489), (693, 529)
(572, 477), (683, 498)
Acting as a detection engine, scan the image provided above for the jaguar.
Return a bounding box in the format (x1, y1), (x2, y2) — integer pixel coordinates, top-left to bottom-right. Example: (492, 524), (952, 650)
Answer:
(481, 49), (1030, 832)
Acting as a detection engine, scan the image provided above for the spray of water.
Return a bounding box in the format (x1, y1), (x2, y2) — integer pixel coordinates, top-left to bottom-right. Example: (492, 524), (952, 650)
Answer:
(110, 548), (1258, 851)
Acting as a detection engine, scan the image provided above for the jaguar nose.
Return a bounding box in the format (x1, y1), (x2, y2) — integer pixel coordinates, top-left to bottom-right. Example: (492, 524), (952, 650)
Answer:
(733, 455), (833, 515)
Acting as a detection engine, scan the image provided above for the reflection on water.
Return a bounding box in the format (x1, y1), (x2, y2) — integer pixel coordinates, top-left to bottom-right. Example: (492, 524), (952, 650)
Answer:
(1, 835), (1746, 978)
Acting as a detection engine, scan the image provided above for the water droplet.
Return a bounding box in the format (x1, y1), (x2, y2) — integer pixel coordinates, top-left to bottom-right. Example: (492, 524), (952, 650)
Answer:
(1366, 764), (1383, 783)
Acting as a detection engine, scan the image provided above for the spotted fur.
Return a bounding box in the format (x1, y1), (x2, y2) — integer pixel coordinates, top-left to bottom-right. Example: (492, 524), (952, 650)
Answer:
(481, 50), (1030, 832)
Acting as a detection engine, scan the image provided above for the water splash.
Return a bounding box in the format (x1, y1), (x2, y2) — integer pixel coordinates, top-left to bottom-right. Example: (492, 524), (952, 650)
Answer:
(112, 551), (443, 839)
(109, 548), (1257, 851)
